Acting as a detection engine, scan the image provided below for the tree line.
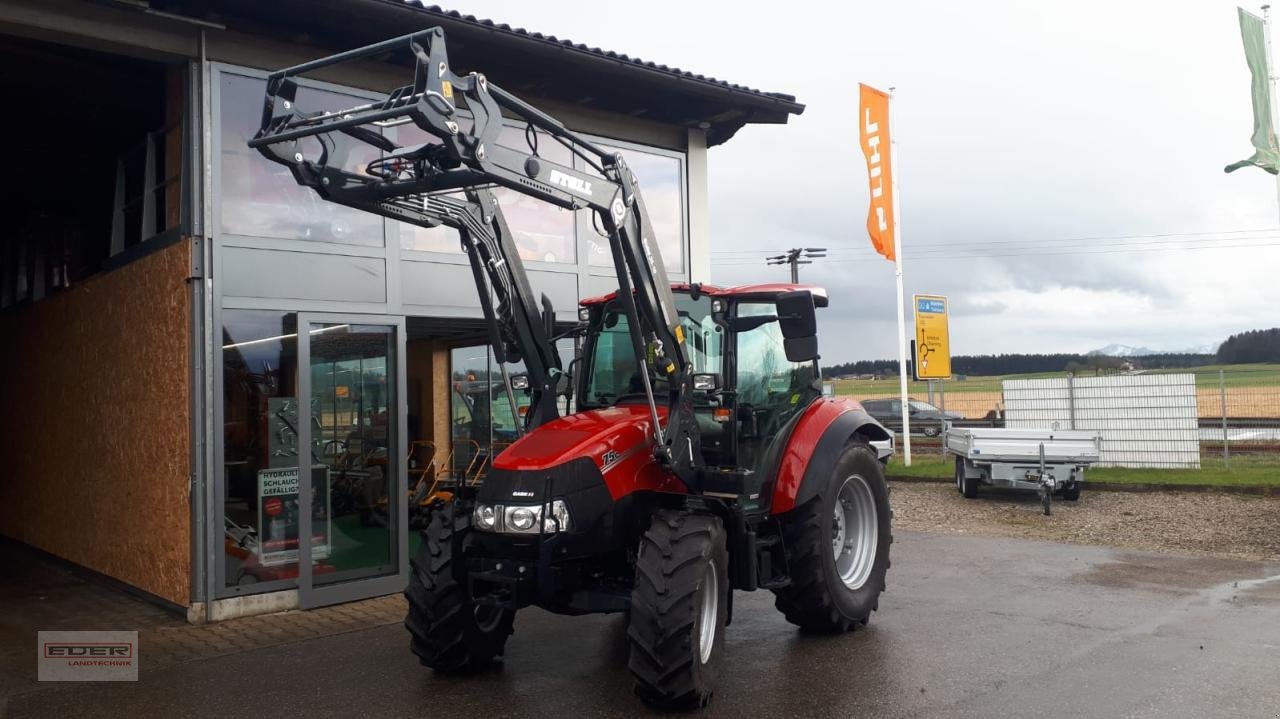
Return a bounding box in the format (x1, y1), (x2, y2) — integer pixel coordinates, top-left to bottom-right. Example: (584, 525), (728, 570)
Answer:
(1216, 328), (1280, 364)
(823, 352), (1217, 378)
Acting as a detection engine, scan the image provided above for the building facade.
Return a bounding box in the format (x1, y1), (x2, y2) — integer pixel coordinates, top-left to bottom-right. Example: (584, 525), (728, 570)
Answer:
(0, 0), (801, 620)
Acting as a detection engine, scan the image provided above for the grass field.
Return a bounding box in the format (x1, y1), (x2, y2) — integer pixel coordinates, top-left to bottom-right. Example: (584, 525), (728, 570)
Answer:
(885, 454), (1280, 487)
(831, 363), (1280, 396)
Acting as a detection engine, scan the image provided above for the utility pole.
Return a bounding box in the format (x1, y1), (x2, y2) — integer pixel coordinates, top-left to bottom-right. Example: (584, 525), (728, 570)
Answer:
(766, 247), (826, 282)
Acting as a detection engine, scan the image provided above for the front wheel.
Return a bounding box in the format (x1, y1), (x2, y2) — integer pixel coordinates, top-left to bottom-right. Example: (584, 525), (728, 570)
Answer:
(404, 506), (514, 672)
(627, 510), (728, 710)
(772, 442), (892, 632)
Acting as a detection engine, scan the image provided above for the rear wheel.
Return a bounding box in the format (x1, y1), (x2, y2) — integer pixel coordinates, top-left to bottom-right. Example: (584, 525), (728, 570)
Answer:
(1062, 482), (1081, 501)
(627, 510), (728, 710)
(404, 506), (514, 672)
(773, 442), (891, 632)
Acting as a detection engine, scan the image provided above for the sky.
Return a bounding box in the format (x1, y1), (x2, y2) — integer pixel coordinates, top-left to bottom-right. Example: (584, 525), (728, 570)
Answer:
(460, 0), (1280, 363)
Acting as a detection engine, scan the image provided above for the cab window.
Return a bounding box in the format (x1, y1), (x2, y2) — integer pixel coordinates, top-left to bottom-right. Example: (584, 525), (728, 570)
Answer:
(582, 294), (722, 407)
(734, 302), (819, 472)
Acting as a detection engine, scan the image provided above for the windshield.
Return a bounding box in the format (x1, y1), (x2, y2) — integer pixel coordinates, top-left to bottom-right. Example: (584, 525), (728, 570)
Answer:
(582, 294), (722, 407)
(909, 400), (937, 412)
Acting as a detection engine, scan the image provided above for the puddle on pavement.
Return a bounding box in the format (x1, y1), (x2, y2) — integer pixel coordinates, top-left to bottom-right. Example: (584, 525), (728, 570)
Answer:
(1076, 553), (1278, 595)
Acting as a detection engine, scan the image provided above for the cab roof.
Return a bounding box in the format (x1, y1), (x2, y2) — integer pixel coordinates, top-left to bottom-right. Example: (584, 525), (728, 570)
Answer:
(579, 283), (829, 308)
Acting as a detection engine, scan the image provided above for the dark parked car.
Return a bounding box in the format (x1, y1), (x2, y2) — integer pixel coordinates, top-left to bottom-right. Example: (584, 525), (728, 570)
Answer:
(860, 398), (963, 437)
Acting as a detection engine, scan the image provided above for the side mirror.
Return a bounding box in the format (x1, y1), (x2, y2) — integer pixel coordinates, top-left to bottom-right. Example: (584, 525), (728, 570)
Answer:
(560, 357), (579, 403)
(776, 290), (819, 362)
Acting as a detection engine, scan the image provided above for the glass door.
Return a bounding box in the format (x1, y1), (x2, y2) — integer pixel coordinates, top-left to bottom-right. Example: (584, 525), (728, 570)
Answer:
(297, 314), (407, 608)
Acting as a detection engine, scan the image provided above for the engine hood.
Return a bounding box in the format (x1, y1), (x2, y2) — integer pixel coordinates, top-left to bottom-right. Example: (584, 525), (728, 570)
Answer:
(492, 404), (666, 474)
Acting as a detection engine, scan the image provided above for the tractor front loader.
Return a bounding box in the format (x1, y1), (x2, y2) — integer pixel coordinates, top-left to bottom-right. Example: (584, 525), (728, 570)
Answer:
(249, 29), (894, 710)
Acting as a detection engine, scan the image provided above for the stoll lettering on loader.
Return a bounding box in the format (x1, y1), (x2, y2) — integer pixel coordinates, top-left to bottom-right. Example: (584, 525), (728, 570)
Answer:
(249, 29), (894, 709)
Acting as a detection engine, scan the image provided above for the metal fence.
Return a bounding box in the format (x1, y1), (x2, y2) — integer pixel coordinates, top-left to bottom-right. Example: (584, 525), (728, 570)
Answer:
(838, 367), (1280, 471)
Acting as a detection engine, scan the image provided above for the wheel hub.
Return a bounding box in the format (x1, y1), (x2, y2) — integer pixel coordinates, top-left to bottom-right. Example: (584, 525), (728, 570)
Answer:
(832, 474), (879, 590)
(698, 560), (718, 664)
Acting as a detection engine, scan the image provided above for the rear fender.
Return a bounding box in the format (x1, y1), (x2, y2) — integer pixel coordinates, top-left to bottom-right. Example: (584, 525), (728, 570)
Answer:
(769, 398), (891, 515)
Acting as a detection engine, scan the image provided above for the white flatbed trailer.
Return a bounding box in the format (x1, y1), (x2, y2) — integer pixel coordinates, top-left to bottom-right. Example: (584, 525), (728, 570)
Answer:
(944, 427), (1102, 515)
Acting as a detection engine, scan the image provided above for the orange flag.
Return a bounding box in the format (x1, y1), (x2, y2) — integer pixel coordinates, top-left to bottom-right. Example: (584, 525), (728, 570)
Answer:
(859, 84), (895, 261)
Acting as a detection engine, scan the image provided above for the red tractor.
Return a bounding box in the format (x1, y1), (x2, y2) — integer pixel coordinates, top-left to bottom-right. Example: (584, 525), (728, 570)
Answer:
(250, 29), (893, 709)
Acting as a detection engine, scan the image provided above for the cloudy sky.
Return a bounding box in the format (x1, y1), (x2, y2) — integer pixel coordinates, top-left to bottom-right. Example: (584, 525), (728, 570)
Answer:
(463, 0), (1280, 363)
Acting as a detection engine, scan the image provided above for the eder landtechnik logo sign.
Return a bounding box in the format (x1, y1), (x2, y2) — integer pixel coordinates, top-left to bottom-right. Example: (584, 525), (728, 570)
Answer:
(38, 631), (138, 681)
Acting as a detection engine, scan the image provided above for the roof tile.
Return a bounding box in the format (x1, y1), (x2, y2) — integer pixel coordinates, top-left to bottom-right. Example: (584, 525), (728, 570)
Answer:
(396, 1), (800, 105)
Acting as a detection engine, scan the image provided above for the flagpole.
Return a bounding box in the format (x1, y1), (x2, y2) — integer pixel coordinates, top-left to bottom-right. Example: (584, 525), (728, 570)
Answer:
(1265, 5), (1280, 222)
(889, 86), (912, 466)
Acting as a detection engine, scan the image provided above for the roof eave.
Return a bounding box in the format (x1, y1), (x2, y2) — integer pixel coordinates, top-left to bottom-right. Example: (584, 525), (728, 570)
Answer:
(365, 0), (806, 126)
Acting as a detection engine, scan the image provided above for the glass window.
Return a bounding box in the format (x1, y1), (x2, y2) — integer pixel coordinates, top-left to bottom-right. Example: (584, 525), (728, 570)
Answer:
(394, 124), (576, 263)
(584, 311), (641, 405)
(218, 73), (383, 245)
(308, 324), (397, 585)
(734, 302), (819, 472)
(587, 144), (684, 273)
(582, 294), (720, 407)
(450, 345), (492, 477)
(221, 310), (301, 589)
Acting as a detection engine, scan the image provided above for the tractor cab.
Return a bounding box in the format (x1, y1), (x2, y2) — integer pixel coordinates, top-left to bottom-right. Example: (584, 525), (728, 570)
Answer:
(575, 283), (828, 507)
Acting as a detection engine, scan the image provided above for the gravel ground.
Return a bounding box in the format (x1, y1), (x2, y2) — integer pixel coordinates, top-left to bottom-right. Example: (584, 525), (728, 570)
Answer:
(889, 480), (1280, 560)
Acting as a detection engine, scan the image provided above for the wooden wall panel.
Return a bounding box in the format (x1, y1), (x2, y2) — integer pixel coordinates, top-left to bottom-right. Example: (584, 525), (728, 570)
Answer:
(405, 340), (451, 470)
(0, 240), (191, 605)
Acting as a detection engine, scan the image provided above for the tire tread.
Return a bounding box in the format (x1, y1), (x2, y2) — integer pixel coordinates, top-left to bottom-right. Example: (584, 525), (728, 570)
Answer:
(403, 508), (513, 673)
(627, 510), (724, 709)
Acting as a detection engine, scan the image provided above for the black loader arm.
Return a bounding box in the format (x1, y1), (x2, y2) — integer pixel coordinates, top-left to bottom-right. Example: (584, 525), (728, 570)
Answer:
(247, 28), (702, 485)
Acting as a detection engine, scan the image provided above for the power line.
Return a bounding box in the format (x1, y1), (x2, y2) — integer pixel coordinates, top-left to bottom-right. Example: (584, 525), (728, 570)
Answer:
(710, 239), (1280, 265)
(711, 227), (1280, 256)
(816, 226), (1280, 252)
(818, 234), (1280, 256)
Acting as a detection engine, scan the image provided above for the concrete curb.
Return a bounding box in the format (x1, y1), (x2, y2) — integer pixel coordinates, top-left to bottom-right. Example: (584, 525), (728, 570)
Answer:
(888, 474), (1280, 497)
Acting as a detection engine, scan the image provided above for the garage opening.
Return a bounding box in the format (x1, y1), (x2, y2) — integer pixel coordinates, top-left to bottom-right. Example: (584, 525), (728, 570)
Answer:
(0, 34), (193, 607)
(1, 35), (180, 299)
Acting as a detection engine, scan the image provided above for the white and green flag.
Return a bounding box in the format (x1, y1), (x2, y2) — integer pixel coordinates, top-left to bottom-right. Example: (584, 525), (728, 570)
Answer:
(1226, 7), (1280, 174)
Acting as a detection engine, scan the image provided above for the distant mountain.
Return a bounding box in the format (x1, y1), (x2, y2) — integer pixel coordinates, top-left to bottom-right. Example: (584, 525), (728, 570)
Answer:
(1087, 343), (1218, 357)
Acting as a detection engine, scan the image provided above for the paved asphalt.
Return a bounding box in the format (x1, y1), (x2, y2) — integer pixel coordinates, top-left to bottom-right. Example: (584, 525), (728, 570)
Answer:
(9, 531), (1280, 718)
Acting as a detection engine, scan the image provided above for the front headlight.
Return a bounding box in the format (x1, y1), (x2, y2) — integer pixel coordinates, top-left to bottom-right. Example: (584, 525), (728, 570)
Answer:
(545, 499), (571, 533)
(473, 504), (497, 530)
(509, 506), (537, 531)
(474, 499), (572, 534)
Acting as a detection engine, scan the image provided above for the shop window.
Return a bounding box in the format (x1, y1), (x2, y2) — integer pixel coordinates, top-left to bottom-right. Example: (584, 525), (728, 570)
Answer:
(218, 73), (383, 246)
(587, 144), (685, 273)
(307, 324), (397, 584)
(221, 310), (303, 589)
(394, 124), (576, 263)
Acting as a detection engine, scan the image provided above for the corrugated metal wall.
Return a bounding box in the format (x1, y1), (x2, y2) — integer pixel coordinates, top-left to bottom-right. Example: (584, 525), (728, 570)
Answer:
(1003, 374), (1200, 469)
